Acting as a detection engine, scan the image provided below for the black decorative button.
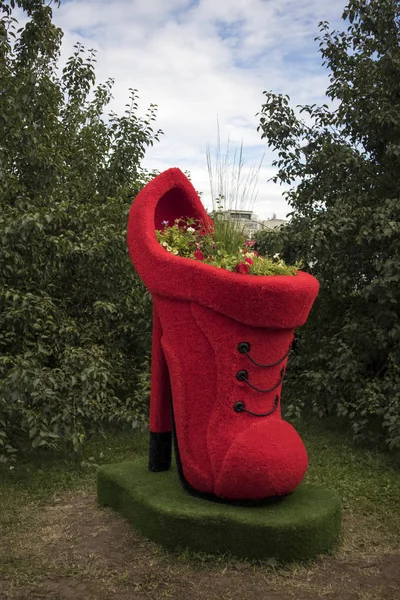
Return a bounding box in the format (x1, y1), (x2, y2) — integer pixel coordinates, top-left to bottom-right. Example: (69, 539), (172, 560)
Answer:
(238, 342), (250, 354)
(236, 370), (248, 381)
(233, 401), (245, 413)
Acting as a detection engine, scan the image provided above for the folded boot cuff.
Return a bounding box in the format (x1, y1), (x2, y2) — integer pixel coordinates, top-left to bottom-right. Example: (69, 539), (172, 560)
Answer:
(128, 168), (319, 329)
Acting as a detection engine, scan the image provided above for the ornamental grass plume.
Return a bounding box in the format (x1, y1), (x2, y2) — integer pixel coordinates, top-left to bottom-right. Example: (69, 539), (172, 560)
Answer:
(206, 121), (264, 255)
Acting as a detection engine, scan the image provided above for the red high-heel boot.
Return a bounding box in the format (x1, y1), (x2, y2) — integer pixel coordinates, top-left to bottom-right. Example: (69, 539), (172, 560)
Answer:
(127, 168), (319, 502)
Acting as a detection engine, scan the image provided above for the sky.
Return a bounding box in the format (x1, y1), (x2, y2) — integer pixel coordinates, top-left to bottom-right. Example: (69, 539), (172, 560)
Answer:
(51, 0), (345, 220)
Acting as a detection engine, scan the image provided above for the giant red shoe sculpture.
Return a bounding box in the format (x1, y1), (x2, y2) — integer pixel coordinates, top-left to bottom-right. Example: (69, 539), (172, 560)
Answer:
(127, 168), (319, 502)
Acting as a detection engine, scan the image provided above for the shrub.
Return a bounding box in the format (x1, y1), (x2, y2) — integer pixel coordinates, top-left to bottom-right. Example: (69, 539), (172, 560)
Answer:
(0, 0), (161, 462)
(257, 0), (400, 449)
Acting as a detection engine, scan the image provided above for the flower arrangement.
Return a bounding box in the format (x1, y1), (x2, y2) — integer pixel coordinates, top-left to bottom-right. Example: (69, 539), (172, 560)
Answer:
(156, 218), (300, 276)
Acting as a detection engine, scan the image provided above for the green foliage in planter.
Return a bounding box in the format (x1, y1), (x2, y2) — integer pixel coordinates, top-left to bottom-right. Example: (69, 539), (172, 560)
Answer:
(0, 0), (161, 463)
(257, 0), (400, 449)
(156, 218), (299, 275)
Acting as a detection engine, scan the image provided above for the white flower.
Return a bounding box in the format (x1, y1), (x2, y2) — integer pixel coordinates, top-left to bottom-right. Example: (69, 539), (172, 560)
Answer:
(172, 249), (179, 255)
(162, 241), (168, 247)
(186, 226), (195, 232)
(273, 253), (280, 259)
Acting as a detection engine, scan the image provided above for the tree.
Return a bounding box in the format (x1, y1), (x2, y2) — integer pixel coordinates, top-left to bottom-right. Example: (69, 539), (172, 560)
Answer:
(0, 0), (162, 462)
(257, 0), (400, 448)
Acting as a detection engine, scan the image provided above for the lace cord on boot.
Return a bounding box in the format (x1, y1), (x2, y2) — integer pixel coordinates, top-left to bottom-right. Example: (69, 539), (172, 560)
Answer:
(237, 342), (291, 367)
(233, 396), (279, 417)
(236, 369), (284, 393)
(233, 342), (290, 416)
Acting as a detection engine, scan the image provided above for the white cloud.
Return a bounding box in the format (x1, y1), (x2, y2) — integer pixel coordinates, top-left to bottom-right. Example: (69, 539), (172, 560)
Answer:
(51, 0), (344, 219)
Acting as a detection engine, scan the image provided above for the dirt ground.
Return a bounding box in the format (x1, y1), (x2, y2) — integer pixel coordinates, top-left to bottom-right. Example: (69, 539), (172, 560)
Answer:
(1, 490), (399, 600)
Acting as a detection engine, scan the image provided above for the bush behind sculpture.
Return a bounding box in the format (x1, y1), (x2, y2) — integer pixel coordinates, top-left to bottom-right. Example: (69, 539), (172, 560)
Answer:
(256, 0), (400, 450)
(0, 1), (158, 462)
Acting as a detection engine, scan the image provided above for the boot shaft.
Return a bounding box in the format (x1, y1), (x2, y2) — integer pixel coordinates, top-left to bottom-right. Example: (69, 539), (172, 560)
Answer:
(154, 294), (295, 492)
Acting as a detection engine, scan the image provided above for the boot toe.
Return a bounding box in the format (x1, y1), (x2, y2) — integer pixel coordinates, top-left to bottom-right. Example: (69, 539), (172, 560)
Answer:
(214, 419), (308, 500)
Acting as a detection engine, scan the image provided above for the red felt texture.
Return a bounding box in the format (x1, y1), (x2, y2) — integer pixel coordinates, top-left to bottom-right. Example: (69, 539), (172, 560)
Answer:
(127, 168), (319, 500)
(215, 420), (308, 499)
(128, 168), (319, 329)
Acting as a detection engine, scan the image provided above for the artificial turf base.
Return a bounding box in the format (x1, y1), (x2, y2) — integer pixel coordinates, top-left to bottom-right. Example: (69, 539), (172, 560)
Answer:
(97, 458), (342, 561)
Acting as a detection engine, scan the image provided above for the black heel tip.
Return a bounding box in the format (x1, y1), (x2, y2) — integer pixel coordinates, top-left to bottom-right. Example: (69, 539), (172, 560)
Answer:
(149, 431), (172, 472)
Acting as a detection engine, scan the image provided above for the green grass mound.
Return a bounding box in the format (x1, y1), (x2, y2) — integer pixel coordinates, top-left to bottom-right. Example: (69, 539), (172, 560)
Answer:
(97, 458), (342, 561)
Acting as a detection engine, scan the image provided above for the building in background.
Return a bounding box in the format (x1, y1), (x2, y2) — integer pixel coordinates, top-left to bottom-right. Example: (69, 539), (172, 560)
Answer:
(220, 210), (287, 238)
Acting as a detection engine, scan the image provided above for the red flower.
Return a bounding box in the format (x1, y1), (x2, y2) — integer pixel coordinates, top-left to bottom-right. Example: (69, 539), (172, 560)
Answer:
(194, 250), (204, 261)
(245, 257), (253, 265)
(235, 262), (250, 274)
(244, 239), (255, 247)
(253, 251), (259, 256)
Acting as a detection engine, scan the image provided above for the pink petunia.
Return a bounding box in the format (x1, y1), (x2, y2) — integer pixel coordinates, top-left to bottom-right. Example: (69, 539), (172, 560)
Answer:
(194, 250), (205, 261)
(235, 262), (250, 274)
